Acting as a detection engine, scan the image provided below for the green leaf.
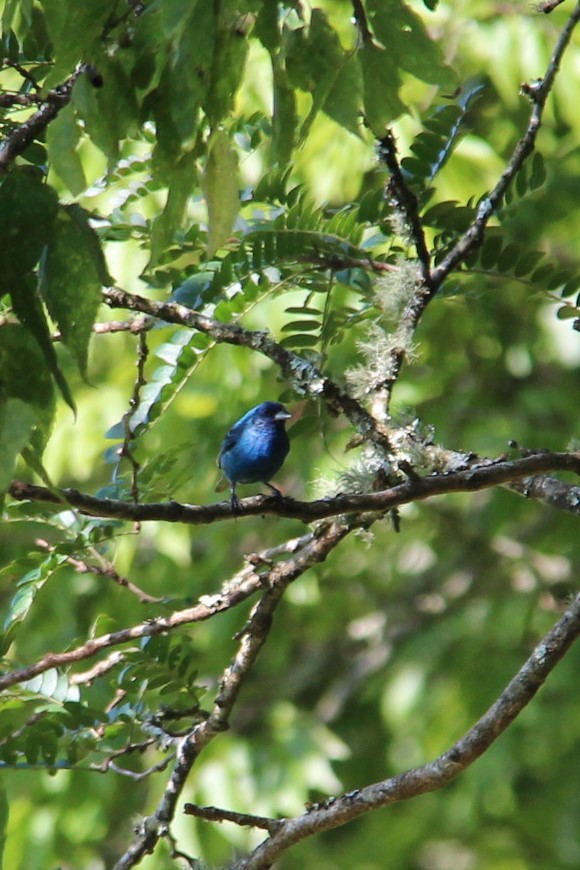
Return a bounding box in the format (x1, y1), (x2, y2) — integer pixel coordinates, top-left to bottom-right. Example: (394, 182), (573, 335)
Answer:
(323, 53), (363, 137)
(497, 242), (521, 274)
(515, 164), (529, 197)
(148, 2), (215, 167)
(9, 274), (75, 412)
(39, 207), (103, 377)
(361, 0), (455, 134)
(255, 1), (279, 51)
(0, 170), (58, 298)
(280, 333), (320, 348)
(285, 10), (333, 93)
(0, 399), (36, 497)
(281, 320), (321, 333)
(0, 399), (36, 495)
(0, 776), (8, 868)
(203, 16), (249, 125)
(105, 327), (212, 442)
(480, 234), (503, 270)
(366, 0), (455, 89)
(39, 0), (117, 87)
(0, 324), (55, 412)
(284, 10), (361, 141)
(556, 304), (579, 320)
(560, 277), (580, 299)
(0, 325), (56, 456)
(360, 43), (406, 134)
(422, 201), (475, 231)
(2, 0), (20, 31)
(203, 129), (240, 258)
(271, 55), (297, 164)
(65, 204), (112, 285)
(46, 103), (86, 196)
(514, 250), (544, 278)
(529, 152), (547, 190)
(20, 669), (79, 703)
(3, 555), (64, 636)
(72, 53), (140, 163)
(532, 263), (558, 284)
(150, 153), (198, 265)
(404, 87), (483, 189)
(73, 53), (139, 164)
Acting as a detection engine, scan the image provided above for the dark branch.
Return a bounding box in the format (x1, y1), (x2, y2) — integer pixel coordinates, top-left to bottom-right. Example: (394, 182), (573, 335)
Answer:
(184, 803), (283, 834)
(115, 331), (150, 512)
(0, 65), (88, 171)
(377, 129), (432, 289)
(9, 450), (580, 525)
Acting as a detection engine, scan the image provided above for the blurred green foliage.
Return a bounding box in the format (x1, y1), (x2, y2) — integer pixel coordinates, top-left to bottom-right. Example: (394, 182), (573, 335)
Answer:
(0, 1), (579, 868)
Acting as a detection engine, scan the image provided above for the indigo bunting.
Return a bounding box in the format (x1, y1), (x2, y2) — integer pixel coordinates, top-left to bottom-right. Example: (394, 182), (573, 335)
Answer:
(217, 401), (291, 510)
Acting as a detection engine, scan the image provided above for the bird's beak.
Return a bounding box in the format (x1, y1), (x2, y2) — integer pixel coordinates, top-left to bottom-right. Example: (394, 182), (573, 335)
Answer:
(275, 409), (292, 421)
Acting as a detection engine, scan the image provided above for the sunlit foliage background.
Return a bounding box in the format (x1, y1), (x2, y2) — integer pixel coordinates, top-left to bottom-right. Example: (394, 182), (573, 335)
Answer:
(0, 1), (579, 868)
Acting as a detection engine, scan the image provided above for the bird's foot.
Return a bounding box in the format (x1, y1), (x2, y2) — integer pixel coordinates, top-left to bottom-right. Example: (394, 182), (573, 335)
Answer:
(264, 483), (283, 499)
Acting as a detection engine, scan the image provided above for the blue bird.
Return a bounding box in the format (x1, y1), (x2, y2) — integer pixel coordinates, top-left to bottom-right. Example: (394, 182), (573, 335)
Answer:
(217, 401), (291, 510)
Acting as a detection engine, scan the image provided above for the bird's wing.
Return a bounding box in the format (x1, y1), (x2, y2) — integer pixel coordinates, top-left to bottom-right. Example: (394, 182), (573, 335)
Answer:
(220, 427), (239, 454)
(218, 407), (257, 463)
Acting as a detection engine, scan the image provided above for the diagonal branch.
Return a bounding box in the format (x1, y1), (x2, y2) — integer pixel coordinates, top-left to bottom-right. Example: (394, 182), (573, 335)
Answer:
(509, 475), (580, 514)
(102, 286), (394, 453)
(430, 1), (580, 288)
(377, 129), (432, 289)
(0, 524), (350, 692)
(0, 65), (89, 171)
(229, 592), (580, 869)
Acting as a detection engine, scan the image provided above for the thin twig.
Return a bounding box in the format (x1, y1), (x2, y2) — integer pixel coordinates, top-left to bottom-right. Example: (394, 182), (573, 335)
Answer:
(106, 754), (176, 781)
(184, 803), (283, 834)
(509, 475), (580, 513)
(34, 538), (163, 604)
(115, 331), (150, 517)
(69, 651), (126, 685)
(537, 0), (567, 12)
(51, 316), (154, 342)
(1, 58), (43, 91)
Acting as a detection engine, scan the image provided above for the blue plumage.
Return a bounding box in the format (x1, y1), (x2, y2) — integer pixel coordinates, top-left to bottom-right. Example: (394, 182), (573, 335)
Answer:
(217, 401), (291, 510)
